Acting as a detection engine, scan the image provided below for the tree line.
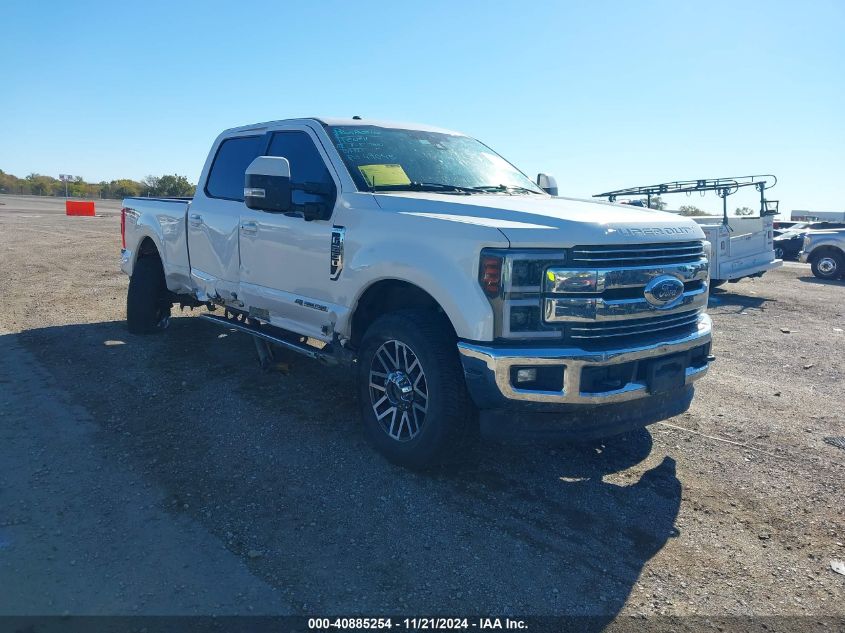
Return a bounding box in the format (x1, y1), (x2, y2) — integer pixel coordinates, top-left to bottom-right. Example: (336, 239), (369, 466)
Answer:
(0, 170), (196, 199)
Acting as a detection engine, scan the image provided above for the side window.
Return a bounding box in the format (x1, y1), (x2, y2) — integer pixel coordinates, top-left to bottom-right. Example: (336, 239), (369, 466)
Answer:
(205, 135), (264, 200)
(267, 131), (335, 192)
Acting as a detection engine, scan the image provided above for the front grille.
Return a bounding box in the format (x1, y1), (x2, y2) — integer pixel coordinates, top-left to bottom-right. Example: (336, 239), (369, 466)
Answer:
(568, 310), (700, 341)
(569, 241), (705, 267)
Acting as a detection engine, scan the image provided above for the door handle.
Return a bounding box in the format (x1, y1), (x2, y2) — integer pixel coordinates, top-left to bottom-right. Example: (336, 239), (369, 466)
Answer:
(189, 213), (203, 227)
(241, 221), (258, 235)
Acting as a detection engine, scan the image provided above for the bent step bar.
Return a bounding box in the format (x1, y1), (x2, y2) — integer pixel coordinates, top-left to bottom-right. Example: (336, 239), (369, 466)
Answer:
(199, 313), (340, 365)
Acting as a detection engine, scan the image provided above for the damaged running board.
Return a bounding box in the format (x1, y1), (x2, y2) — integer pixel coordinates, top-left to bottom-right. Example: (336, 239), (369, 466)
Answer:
(199, 313), (343, 366)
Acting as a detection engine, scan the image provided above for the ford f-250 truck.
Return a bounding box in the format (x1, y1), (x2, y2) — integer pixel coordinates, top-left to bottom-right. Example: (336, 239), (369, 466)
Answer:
(800, 228), (845, 279)
(120, 117), (713, 467)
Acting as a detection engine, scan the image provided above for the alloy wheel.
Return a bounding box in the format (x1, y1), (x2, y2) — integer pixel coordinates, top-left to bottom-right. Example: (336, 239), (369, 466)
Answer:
(368, 339), (429, 441)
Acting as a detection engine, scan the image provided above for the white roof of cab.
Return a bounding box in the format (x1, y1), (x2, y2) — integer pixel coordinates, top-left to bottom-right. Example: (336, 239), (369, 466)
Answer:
(222, 117), (464, 137)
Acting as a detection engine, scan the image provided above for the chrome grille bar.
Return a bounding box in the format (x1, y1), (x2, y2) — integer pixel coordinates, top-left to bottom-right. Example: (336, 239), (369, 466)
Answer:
(570, 241), (705, 266)
(544, 285), (708, 322)
(568, 310), (700, 339)
(545, 259), (709, 294)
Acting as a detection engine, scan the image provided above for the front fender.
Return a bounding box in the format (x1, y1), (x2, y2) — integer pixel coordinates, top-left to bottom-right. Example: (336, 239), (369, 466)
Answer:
(345, 240), (496, 341)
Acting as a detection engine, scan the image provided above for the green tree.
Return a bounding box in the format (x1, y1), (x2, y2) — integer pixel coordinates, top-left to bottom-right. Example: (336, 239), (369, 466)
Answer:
(141, 175), (161, 196)
(0, 169), (21, 194)
(111, 179), (142, 198)
(143, 174), (194, 197)
(26, 173), (56, 196)
(677, 205), (704, 217)
(68, 176), (88, 198)
(734, 206), (755, 216)
(638, 196), (666, 210)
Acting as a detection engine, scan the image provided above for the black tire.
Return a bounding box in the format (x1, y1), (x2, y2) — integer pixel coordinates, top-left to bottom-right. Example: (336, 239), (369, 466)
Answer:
(774, 246), (785, 260)
(810, 251), (845, 280)
(127, 256), (171, 334)
(357, 310), (473, 468)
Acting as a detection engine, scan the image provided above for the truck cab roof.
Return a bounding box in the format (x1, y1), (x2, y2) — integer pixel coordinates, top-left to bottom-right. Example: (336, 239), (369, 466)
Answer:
(220, 117), (463, 137)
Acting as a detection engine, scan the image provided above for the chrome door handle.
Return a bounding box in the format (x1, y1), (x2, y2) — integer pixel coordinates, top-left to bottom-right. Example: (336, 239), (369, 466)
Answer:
(241, 221), (258, 234)
(189, 213), (203, 227)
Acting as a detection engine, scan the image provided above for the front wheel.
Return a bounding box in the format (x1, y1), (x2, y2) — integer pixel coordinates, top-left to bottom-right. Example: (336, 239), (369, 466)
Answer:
(357, 310), (473, 468)
(775, 246), (785, 260)
(810, 252), (844, 280)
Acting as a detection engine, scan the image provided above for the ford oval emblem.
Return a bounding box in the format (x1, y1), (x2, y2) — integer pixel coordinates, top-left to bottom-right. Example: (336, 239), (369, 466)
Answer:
(644, 275), (685, 307)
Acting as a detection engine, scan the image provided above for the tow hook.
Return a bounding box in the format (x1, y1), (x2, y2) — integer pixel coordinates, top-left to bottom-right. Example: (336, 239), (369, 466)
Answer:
(707, 354), (716, 363)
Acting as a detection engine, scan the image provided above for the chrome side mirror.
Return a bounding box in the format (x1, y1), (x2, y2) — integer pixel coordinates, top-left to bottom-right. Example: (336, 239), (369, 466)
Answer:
(537, 173), (558, 196)
(244, 156), (292, 212)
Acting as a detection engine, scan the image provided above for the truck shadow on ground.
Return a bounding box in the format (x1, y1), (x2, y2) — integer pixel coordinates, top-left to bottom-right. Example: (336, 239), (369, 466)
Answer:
(708, 287), (775, 313)
(9, 316), (683, 625)
(797, 275), (845, 287)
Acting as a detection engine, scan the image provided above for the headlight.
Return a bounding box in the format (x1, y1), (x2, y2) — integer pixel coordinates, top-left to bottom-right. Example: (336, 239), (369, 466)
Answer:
(479, 249), (568, 339)
(479, 249), (569, 297)
(511, 256), (564, 288)
(478, 254), (503, 298)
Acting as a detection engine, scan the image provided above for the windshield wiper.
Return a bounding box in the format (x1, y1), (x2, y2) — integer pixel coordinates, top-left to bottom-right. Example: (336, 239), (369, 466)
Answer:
(474, 184), (544, 195)
(371, 182), (481, 194)
(372, 182), (543, 195)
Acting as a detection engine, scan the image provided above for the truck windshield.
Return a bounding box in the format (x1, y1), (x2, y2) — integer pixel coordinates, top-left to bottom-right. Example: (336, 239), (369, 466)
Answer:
(325, 125), (544, 195)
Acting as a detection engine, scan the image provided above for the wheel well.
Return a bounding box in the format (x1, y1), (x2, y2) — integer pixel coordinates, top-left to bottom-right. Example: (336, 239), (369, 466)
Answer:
(350, 280), (452, 347)
(809, 246), (844, 262)
(138, 237), (161, 260)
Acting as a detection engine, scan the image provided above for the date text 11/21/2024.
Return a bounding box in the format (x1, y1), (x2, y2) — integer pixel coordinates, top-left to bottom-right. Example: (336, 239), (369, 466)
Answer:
(307, 618), (528, 630)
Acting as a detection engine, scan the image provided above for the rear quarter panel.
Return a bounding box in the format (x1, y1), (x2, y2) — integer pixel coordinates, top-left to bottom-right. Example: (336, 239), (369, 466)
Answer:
(122, 198), (192, 294)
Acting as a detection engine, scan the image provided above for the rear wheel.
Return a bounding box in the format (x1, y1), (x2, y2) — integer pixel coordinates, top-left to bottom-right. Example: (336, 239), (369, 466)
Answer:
(810, 251), (844, 280)
(774, 246), (785, 260)
(357, 310), (472, 468)
(127, 256), (171, 334)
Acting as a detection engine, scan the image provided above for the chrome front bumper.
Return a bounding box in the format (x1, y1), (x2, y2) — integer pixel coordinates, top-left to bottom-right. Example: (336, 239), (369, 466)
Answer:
(458, 313), (712, 407)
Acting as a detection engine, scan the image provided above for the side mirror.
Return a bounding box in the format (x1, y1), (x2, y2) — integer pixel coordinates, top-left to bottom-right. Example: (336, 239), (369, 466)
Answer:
(537, 173), (558, 196)
(244, 156), (292, 212)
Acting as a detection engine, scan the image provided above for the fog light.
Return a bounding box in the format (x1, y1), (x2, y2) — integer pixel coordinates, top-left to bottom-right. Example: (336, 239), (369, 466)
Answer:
(516, 368), (537, 383)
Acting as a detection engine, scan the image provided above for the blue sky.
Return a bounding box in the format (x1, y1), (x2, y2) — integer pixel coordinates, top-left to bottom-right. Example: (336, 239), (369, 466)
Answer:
(2, 0), (842, 215)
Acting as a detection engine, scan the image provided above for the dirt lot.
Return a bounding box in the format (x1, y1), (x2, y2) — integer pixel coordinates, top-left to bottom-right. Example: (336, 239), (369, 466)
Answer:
(0, 195), (843, 622)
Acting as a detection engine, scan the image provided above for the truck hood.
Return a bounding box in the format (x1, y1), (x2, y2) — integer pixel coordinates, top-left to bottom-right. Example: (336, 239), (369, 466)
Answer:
(373, 192), (706, 247)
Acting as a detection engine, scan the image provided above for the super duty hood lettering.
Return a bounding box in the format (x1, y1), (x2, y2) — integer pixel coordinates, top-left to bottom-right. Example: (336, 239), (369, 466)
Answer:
(376, 192), (706, 246)
(614, 226), (697, 237)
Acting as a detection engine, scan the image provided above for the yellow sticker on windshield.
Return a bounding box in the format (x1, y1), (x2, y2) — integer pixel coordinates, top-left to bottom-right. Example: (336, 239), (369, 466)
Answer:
(358, 164), (411, 188)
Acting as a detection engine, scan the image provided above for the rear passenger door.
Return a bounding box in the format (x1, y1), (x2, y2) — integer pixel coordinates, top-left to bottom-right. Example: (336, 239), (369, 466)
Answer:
(187, 134), (264, 302)
(238, 125), (342, 341)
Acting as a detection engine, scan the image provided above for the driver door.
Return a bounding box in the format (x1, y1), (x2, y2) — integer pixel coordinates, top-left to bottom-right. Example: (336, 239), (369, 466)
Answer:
(237, 126), (342, 341)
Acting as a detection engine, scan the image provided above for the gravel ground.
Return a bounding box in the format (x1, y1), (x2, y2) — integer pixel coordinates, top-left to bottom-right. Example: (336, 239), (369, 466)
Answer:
(0, 195), (843, 620)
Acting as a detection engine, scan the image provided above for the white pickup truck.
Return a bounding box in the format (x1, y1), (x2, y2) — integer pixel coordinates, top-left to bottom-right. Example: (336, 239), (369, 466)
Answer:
(120, 117), (713, 467)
